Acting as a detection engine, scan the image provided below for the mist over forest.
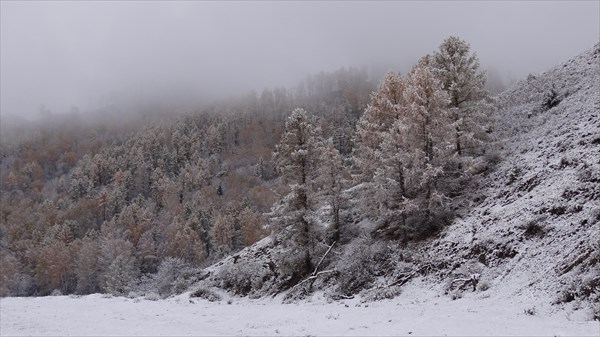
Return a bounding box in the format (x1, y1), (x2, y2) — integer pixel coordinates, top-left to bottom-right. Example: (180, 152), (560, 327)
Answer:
(1, 1), (598, 123)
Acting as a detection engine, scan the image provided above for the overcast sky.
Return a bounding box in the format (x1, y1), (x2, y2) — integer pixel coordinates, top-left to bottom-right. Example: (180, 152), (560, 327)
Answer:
(1, 1), (598, 119)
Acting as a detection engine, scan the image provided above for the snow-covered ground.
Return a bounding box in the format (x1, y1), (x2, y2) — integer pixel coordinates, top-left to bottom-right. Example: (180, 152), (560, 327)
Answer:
(1, 284), (598, 337)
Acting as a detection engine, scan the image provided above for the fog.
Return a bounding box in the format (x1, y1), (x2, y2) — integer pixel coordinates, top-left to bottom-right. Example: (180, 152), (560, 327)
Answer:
(1, 1), (598, 120)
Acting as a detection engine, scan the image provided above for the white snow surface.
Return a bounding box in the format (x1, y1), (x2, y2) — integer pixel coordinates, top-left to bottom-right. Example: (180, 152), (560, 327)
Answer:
(1, 285), (598, 336)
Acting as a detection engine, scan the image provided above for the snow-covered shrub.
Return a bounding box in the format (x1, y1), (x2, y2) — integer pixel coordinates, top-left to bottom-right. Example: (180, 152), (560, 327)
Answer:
(520, 216), (547, 238)
(130, 257), (204, 298)
(282, 282), (312, 303)
(477, 280), (490, 292)
(335, 239), (393, 296)
(592, 301), (600, 321)
(153, 257), (203, 298)
(214, 259), (272, 296)
(360, 285), (402, 302)
(104, 253), (136, 295)
(8, 273), (35, 297)
(144, 292), (160, 301)
(541, 86), (561, 111)
(450, 291), (463, 300)
(190, 287), (221, 302)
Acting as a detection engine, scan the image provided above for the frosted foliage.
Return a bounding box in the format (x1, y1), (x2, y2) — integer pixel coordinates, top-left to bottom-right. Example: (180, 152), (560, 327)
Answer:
(431, 36), (492, 157)
(104, 251), (135, 295)
(99, 238), (135, 294)
(75, 239), (100, 294)
(368, 63), (453, 239)
(270, 108), (323, 275)
(210, 212), (236, 255)
(315, 138), (345, 241)
(273, 108), (320, 186)
(355, 72), (406, 182)
(371, 120), (411, 225)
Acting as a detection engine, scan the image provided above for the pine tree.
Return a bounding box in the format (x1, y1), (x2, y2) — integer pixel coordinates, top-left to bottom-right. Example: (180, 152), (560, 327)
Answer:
(255, 156), (265, 180)
(431, 36), (491, 158)
(104, 251), (135, 295)
(209, 211), (236, 256)
(354, 72), (406, 182)
(270, 108), (322, 275)
(315, 137), (345, 243)
(75, 236), (100, 294)
(239, 207), (266, 246)
(402, 61), (452, 237)
(371, 119), (412, 239)
(98, 234), (136, 294)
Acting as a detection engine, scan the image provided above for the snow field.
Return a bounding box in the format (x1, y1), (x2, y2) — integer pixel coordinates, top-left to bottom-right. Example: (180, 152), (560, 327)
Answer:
(2, 286), (598, 336)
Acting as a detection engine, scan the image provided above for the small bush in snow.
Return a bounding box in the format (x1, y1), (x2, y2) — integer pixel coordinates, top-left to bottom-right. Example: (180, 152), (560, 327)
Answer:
(520, 216), (547, 238)
(335, 239), (393, 296)
(360, 285), (402, 302)
(144, 257), (204, 298)
(592, 302), (600, 321)
(450, 291), (463, 300)
(130, 257), (204, 298)
(477, 280), (490, 292)
(282, 283), (311, 303)
(541, 86), (561, 111)
(154, 257), (203, 297)
(214, 260), (272, 296)
(190, 287), (221, 302)
(144, 292), (160, 301)
(555, 287), (577, 304)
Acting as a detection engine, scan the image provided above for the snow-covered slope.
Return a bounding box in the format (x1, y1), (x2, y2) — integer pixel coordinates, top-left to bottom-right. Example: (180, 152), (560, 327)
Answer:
(435, 43), (600, 313)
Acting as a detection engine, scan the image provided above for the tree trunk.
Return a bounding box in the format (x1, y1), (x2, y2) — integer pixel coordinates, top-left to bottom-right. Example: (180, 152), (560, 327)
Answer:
(455, 126), (462, 156)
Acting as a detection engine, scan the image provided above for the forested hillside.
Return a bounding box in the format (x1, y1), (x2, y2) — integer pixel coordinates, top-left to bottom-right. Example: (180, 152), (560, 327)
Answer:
(1, 38), (597, 321)
(0, 65), (374, 296)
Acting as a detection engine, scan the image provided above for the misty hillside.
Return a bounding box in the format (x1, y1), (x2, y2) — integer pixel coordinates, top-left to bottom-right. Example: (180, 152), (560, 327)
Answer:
(194, 44), (599, 317)
(1, 37), (598, 325)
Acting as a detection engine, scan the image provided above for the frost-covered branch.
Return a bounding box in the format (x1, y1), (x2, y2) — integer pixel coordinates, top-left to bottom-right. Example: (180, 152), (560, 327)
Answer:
(312, 241), (336, 277)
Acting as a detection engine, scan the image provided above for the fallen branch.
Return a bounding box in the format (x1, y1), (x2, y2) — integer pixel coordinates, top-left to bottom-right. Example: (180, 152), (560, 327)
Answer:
(450, 273), (480, 292)
(296, 269), (336, 288)
(337, 294), (354, 299)
(312, 241), (336, 276)
(386, 271), (417, 288)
